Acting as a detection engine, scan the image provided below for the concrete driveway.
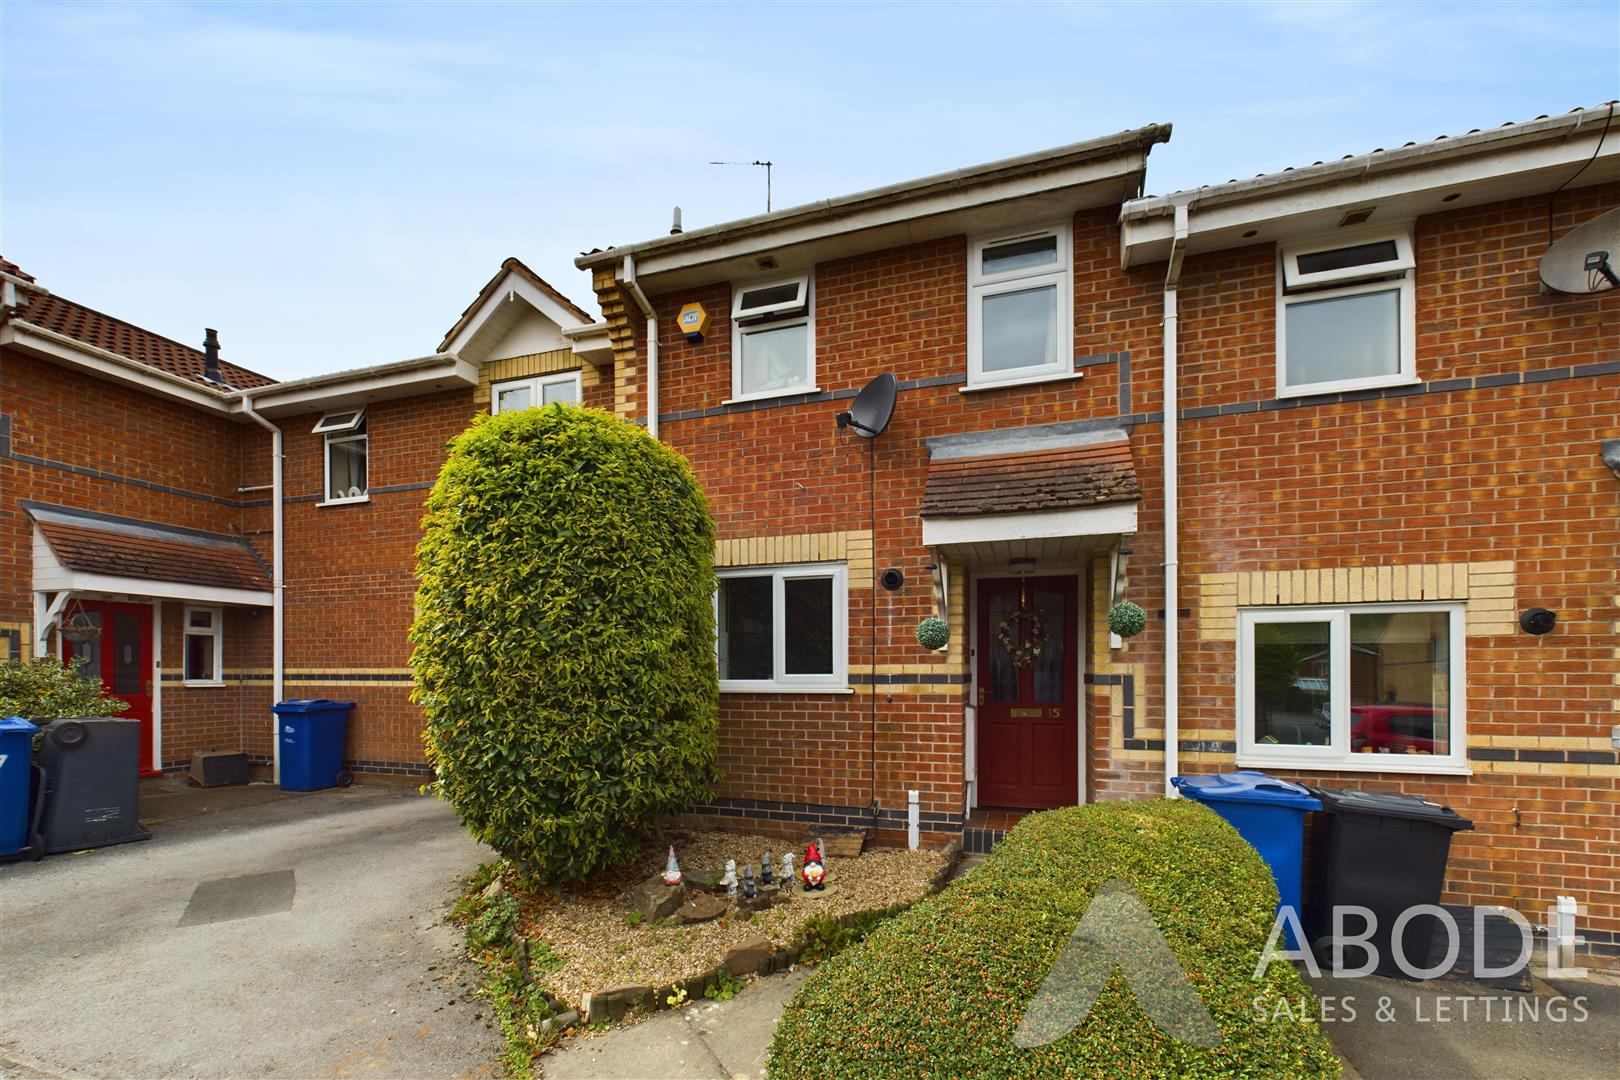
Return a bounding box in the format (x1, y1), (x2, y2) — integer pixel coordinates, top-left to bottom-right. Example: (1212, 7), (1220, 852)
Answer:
(0, 784), (499, 1079)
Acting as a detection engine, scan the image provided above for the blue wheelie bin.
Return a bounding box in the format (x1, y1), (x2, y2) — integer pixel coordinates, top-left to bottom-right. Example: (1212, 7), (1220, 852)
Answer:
(273, 700), (356, 792)
(1, 717), (41, 859)
(1173, 771), (1321, 948)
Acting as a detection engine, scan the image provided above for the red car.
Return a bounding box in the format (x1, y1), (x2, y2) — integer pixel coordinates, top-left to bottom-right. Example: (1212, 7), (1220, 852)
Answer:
(1350, 705), (1443, 754)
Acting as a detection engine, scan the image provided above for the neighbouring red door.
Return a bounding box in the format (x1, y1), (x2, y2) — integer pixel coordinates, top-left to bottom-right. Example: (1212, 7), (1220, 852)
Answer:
(62, 600), (157, 777)
(976, 576), (1078, 809)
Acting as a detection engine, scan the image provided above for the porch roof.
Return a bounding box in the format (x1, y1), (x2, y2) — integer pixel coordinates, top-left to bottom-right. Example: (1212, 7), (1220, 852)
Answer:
(28, 503), (272, 599)
(921, 439), (1140, 519)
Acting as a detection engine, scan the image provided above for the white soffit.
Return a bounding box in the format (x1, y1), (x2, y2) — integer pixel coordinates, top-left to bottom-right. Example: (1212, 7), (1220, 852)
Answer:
(1121, 114), (1620, 266)
(920, 503), (1139, 548)
(445, 271), (590, 364)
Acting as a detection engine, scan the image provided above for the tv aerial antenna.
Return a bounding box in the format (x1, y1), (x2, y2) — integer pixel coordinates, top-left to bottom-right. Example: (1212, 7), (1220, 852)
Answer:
(709, 159), (774, 212)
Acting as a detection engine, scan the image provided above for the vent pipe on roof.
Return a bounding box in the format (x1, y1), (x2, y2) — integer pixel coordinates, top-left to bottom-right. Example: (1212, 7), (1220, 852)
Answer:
(202, 328), (223, 385)
(670, 207), (684, 235)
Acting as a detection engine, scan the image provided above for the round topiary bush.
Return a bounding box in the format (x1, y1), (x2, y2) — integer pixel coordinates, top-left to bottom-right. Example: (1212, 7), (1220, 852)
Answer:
(915, 616), (949, 651)
(1108, 600), (1148, 639)
(411, 406), (719, 883)
(769, 799), (1341, 1079)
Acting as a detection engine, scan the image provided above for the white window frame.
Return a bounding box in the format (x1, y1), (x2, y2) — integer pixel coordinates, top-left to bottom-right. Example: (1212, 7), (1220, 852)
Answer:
(182, 605), (223, 687)
(1276, 224), (1418, 398)
(716, 562), (848, 692)
(966, 222), (1074, 389)
(490, 370), (583, 414)
(311, 408), (365, 435)
(1237, 602), (1467, 775)
(728, 274), (816, 403)
(321, 417), (368, 506)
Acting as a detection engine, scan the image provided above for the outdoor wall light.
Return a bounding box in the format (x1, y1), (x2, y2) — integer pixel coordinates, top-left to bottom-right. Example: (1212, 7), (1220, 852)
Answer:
(1600, 439), (1620, 479)
(1520, 608), (1557, 636)
(1009, 556), (1037, 574)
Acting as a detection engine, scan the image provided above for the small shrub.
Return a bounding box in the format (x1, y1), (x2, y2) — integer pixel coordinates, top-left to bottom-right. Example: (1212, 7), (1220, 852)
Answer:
(467, 892), (521, 954)
(626, 910), (645, 928)
(703, 968), (743, 1002)
(0, 656), (127, 721)
(769, 799), (1339, 1079)
(794, 910), (888, 965)
(411, 406), (719, 883)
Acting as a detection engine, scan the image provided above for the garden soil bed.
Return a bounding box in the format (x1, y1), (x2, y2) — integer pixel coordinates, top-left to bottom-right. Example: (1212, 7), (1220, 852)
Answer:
(507, 829), (950, 1009)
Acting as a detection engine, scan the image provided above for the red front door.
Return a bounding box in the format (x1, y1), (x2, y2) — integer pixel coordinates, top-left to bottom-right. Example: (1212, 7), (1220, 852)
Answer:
(62, 600), (157, 776)
(975, 576), (1078, 809)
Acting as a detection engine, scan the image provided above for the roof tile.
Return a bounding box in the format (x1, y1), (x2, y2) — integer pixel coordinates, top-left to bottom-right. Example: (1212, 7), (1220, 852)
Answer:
(923, 441), (1140, 518)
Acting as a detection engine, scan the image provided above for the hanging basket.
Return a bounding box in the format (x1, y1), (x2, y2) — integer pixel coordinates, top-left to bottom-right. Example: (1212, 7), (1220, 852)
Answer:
(915, 616), (949, 652)
(60, 603), (101, 644)
(1107, 601), (1147, 639)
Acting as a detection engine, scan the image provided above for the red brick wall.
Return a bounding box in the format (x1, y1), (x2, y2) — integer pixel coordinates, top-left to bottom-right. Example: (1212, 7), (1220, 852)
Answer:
(1169, 185), (1620, 950)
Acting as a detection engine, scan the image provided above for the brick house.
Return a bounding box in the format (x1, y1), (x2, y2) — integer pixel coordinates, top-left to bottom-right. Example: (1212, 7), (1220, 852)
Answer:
(574, 107), (1617, 960)
(1, 256), (612, 779)
(2, 104), (1614, 960)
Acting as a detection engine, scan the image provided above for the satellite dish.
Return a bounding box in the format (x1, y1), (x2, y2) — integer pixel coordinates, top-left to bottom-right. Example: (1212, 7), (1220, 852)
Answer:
(1539, 207), (1620, 293)
(840, 373), (897, 438)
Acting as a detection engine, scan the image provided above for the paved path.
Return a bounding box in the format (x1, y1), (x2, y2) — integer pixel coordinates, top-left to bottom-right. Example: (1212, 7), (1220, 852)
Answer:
(542, 970), (807, 1080)
(0, 784), (499, 1079)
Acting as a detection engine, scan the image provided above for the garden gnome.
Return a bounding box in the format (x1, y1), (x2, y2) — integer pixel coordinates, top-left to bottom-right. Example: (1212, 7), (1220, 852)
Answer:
(801, 841), (826, 891)
(779, 851), (794, 887)
(761, 851), (774, 887)
(743, 864), (757, 900)
(663, 846), (683, 886)
(722, 858), (738, 896)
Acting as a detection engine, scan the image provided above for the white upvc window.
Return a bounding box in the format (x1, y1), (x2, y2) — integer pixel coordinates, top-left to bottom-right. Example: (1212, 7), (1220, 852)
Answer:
(491, 371), (583, 413)
(1237, 603), (1466, 774)
(183, 606), (223, 686)
(716, 562), (847, 691)
(730, 275), (814, 402)
(967, 223), (1074, 388)
(1277, 225), (1417, 397)
(318, 409), (368, 504)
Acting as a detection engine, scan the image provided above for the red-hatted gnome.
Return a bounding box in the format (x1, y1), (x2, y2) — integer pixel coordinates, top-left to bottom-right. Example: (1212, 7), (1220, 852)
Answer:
(800, 841), (826, 891)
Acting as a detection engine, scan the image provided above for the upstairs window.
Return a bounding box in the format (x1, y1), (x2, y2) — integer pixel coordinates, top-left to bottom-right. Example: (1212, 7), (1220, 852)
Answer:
(717, 563), (846, 691)
(1278, 227), (1416, 397)
(317, 408), (368, 504)
(967, 224), (1074, 388)
(731, 275), (813, 401)
(492, 371), (582, 413)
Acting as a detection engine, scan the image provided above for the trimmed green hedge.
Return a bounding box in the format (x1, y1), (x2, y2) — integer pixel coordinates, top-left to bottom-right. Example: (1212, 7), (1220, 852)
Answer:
(769, 799), (1339, 1079)
(411, 406), (719, 883)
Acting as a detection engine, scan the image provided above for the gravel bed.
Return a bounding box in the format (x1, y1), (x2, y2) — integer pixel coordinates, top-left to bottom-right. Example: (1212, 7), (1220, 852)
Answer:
(509, 829), (947, 1008)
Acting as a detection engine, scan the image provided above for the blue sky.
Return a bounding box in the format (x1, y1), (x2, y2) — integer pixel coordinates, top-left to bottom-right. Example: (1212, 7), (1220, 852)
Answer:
(3, 1), (1616, 380)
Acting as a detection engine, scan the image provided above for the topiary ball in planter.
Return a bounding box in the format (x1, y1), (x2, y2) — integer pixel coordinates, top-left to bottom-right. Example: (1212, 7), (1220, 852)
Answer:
(1108, 601), (1147, 639)
(915, 616), (949, 651)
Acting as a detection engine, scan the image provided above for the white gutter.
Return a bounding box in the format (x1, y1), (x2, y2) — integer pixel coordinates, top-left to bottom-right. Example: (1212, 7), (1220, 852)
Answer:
(1162, 201), (1190, 797)
(239, 394), (285, 783)
(621, 254), (659, 439)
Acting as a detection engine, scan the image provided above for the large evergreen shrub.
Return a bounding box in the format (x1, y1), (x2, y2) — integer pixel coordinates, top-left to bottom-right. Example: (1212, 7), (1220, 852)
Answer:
(769, 799), (1340, 1078)
(0, 656), (128, 720)
(411, 406), (718, 882)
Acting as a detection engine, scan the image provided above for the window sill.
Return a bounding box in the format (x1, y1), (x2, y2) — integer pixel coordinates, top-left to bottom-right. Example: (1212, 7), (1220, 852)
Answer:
(720, 685), (855, 695)
(1276, 375), (1421, 400)
(1236, 754), (1471, 777)
(722, 386), (821, 406)
(318, 496), (371, 508)
(960, 370), (1082, 394)
(182, 680), (225, 689)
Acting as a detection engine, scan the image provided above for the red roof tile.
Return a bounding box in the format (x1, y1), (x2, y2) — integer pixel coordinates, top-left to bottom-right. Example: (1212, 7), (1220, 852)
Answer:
(35, 513), (271, 593)
(9, 290), (276, 390)
(922, 440), (1140, 517)
(1, 257), (35, 283)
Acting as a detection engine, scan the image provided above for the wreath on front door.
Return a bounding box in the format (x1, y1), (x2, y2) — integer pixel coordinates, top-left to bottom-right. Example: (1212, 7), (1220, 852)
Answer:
(994, 603), (1047, 669)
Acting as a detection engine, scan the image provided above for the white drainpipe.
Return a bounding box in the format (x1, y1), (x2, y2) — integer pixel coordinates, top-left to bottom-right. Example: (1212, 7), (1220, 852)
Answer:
(1162, 201), (1189, 797)
(621, 254), (659, 439)
(240, 395), (285, 783)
